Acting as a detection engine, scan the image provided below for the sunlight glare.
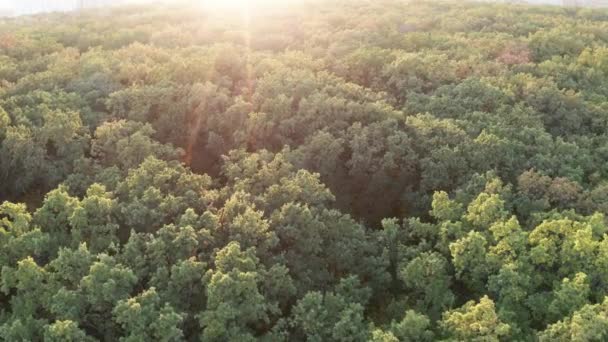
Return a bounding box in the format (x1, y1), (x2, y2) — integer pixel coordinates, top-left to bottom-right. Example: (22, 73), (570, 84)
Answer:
(201, 0), (256, 10)
(201, 0), (296, 11)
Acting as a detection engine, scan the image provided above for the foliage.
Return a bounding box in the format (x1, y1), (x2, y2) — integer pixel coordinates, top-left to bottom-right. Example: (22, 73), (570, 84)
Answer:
(2, 0), (608, 340)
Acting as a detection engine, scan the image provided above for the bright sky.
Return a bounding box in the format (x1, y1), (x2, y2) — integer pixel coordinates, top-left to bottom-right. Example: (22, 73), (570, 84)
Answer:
(201, 0), (305, 11)
(0, 0), (301, 16)
(203, 0), (268, 8)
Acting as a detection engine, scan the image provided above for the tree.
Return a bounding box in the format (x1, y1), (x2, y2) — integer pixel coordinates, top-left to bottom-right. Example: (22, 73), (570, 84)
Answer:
(431, 191), (464, 222)
(0, 202), (48, 267)
(441, 296), (510, 341)
(399, 252), (454, 320)
(91, 120), (181, 170)
(539, 297), (608, 341)
(547, 273), (591, 323)
(292, 277), (371, 342)
(385, 310), (434, 342)
(43, 321), (94, 342)
(199, 242), (295, 341)
(70, 184), (119, 253)
(113, 287), (184, 342)
(76, 254), (137, 340)
(114, 157), (213, 234)
(32, 186), (79, 258)
(465, 193), (507, 229)
(450, 231), (491, 293)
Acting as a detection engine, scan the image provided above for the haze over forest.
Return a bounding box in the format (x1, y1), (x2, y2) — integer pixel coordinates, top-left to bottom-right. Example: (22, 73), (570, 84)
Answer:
(0, 0), (602, 16)
(5, 0), (608, 341)
(0, 0), (170, 16)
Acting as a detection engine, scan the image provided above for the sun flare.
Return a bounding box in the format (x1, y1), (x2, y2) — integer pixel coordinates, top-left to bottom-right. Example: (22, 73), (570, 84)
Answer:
(202, 0), (250, 10)
(201, 0), (273, 10)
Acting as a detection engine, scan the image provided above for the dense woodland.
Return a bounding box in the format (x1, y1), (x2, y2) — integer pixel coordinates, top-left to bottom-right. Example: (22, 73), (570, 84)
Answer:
(5, 0), (608, 340)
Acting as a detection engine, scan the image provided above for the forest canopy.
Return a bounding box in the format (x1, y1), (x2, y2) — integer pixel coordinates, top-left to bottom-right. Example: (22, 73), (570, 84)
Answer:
(3, 0), (608, 340)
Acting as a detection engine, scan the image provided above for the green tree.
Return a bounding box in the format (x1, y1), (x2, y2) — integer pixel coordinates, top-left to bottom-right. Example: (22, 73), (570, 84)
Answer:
(43, 320), (95, 342)
(114, 287), (184, 342)
(441, 296), (510, 341)
(399, 252), (454, 320)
